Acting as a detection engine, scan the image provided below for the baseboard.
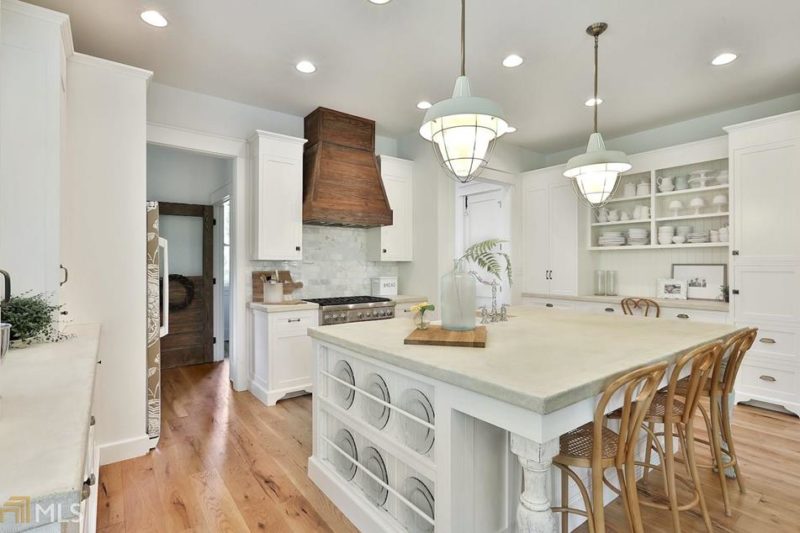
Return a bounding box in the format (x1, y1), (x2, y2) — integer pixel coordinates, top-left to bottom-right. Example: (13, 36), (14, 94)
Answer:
(250, 377), (312, 407)
(98, 433), (151, 465)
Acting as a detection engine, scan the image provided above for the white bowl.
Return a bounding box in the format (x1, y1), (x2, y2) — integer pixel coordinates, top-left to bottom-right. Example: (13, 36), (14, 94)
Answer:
(672, 236), (686, 244)
(658, 237), (673, 245)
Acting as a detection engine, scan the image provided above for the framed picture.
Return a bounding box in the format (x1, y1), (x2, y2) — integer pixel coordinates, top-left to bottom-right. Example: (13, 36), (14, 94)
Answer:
(656, 278), (687, 300)
(672, 264), (727, 301)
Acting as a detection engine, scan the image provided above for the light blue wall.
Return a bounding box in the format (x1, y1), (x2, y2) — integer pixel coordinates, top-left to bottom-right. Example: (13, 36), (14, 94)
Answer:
(543, 92), (800, 167)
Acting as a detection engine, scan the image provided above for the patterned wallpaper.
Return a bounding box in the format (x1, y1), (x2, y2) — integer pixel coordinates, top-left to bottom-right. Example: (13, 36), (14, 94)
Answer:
(251, 225), (399, 299)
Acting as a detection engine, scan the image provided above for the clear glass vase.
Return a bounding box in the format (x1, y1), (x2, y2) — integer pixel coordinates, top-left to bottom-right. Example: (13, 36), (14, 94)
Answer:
(441, 263), (476, 331)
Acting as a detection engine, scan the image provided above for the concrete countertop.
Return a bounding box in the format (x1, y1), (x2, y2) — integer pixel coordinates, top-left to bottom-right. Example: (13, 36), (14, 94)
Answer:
(0, 323), (100, 530)
(308, 306), (740, 415)
(391, 295), (428, 304)
(522, 293), (729, 312)
(249, 301), (318, 313)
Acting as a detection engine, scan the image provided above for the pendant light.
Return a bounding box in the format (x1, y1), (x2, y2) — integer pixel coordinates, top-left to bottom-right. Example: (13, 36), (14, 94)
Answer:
(564, 23), (631, 207)
(419, 0), (508, 183)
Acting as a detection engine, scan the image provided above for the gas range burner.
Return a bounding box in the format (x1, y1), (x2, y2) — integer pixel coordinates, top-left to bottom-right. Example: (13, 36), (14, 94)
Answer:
(303, 296), (395, 325)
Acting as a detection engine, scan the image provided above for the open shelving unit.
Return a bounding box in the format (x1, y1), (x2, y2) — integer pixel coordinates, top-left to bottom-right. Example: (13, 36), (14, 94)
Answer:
(589, 156), (730, 251)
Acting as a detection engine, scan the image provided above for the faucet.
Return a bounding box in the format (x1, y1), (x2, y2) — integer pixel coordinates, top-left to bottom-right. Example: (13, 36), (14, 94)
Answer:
(0, 269), (11, 360)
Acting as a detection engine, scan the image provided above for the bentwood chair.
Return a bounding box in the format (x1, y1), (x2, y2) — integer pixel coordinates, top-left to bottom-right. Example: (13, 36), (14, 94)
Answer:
(611, 341), (721, 533)
(621, 297), (661, 317)
(673, 328), (758, 516)
(552, 361), (668, 533)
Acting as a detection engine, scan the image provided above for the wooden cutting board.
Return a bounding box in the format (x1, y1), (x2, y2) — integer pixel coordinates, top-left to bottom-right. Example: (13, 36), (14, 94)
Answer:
(404, 325), (487, 348)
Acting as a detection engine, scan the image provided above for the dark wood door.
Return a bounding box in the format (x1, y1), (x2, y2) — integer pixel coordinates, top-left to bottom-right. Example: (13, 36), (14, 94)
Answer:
(159, 202), (214, 368)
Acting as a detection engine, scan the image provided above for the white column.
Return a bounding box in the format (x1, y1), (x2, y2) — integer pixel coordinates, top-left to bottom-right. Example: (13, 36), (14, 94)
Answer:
(510, 433), (560, 533)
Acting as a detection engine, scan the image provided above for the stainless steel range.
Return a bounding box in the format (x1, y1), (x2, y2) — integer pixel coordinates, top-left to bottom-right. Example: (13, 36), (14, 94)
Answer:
(303, 296), (395, 325)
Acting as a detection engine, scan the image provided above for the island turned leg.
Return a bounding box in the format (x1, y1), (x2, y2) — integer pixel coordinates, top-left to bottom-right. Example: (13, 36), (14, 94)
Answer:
(510, 434), (560, 533)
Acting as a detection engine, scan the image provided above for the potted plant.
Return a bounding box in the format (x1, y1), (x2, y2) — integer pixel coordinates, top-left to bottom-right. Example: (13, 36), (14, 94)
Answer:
(0, 293), (68, 347)
(441, 238), (512, 331)
(409, 302), (435, 330)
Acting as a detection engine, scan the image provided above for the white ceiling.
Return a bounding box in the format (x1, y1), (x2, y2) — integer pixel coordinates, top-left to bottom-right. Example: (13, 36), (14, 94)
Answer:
(28, 0), (800, 153)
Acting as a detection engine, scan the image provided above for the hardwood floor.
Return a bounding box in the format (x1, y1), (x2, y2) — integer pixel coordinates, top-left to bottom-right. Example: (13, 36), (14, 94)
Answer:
(98, 362), (800, 532)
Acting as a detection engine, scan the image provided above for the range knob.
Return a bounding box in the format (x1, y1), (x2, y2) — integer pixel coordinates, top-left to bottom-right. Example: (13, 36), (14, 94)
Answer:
(357, 312), (364, 319)
(366, 311), (373, 318)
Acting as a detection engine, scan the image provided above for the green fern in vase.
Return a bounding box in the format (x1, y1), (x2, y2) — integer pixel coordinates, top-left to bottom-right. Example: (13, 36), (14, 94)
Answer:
(456, 238), (512, 284)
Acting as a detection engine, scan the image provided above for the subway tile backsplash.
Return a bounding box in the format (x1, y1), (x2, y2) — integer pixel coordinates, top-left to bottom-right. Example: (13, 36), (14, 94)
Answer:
(251, 225), (398, 299)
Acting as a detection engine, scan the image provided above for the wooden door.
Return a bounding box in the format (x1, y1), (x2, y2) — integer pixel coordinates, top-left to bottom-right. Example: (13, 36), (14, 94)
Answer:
(159, 202), (214, 368)
(548, 180), (579, 296)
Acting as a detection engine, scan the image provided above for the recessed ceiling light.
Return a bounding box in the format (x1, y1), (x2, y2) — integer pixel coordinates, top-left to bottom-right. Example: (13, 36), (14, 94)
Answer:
(416, 101), (432, 110)
(711, 52), (737, 66)
(502, 54), (524, 68)
(140, 10), (168, 28)
(295, 60), (317, 74)
(506, 126), (517, 133)
(368, 0), (392, 4)
(584, 97), (603, 107)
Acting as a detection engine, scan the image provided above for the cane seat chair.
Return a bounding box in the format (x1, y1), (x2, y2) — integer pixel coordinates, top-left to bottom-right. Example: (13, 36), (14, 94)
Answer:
(552, 361), (668, 533)
(621, 298), (661, 317)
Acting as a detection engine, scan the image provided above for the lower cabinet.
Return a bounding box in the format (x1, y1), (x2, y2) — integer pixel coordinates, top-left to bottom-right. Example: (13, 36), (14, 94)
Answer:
(251, 308), (318, 406)
(522, 297), (729, 323)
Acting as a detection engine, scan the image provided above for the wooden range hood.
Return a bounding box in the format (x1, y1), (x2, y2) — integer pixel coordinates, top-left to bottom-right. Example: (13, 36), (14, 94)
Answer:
(302, 107), (393, 227)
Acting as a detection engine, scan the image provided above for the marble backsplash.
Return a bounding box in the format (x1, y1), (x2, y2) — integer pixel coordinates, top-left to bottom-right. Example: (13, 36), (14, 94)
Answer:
(251, 225), (399, 299)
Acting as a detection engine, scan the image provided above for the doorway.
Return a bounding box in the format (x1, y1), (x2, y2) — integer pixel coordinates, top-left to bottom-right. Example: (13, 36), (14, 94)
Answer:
(159, 202), (215, 368)
(456, 181), (513, 309)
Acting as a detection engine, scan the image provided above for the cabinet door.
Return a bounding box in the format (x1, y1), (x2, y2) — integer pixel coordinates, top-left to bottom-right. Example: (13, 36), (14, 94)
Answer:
(271, 328), (313, 390)
(522, 182), (550, 294)
(254, 154), (303, 260)
(381, 173), (412, 261)
(733, 259), (800, 324)
(733, 139), (800, 257)
(548, 181), (579, 296)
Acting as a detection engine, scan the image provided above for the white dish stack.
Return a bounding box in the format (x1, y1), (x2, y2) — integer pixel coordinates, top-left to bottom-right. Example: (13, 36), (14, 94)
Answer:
(598, 231), (626, 247)
(626, 228), (650, 246)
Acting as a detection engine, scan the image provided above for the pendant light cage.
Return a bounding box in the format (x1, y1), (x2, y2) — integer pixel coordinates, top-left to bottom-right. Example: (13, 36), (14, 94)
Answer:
(564, 22), (631, 207)
(419, 0), (507, 183)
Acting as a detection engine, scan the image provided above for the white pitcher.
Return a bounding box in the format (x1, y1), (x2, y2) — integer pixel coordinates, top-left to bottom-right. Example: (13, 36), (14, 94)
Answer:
(657, 176), (675, 192)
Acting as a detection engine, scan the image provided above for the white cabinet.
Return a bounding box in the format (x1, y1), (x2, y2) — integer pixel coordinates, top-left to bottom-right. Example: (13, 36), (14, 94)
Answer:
(521, 166), (578, 296)
(368, 156), (413, 261)
(0, 1), (70, 298)
(726, 111), (800, 414)
(250, 307), (318, 406)
(249, 131), (306, 261)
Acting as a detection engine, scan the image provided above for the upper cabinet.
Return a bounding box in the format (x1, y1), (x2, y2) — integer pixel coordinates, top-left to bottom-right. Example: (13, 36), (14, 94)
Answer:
(521, 166), (579, 296)
(727, 112), (800, 258)
(0, 1), (70, 298)
(368, 156), (414, 262)
(249, 131), (307, 261)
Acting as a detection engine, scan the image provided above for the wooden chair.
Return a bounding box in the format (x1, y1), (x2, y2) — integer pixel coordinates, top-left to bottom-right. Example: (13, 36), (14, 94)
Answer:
(673, 328), (758, 516)
(621, 297), (661, 317)
(611, 341), (721, 533)
(552, 360), (668, 533)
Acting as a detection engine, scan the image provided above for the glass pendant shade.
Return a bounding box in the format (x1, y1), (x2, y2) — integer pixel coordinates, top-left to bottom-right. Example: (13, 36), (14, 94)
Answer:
(420, 76), (508, 183)
(564, 132), (631, 206)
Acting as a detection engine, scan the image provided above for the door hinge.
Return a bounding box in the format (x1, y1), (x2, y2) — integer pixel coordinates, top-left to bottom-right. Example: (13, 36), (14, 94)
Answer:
(213, 337), (217, 344)
(213, 277), (217, 285)
(213, 218), (217, 226)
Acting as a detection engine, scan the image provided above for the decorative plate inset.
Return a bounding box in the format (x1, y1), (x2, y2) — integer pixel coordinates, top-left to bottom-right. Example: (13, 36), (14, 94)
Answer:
(399, 389), (435, 454)
(361, 446), (389, 506)
(333, 360), (355, 409)
(332, 429), (358, 481)
(402, 476), (435, 532)
(364, 373), (391, 429)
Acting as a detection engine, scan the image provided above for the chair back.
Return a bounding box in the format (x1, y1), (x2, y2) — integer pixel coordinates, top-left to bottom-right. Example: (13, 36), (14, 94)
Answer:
(593, 361), (668, 467)
(621, 298), (661, 318)
(713, 328), (758, 397)
(664, 341), (722, 425)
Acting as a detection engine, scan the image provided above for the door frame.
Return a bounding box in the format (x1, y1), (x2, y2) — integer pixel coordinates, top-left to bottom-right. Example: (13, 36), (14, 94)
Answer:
(147, 122), (249, 391)
(210, 183), (232, 362)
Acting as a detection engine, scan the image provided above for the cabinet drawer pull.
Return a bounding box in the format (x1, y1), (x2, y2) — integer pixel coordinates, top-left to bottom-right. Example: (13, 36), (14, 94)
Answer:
(296, 246), (301, 251)
(759, 337), (777, 344)
(287, 318), (302, 323)
(90, 415), (96, 426)
(759, 375), (777, 383)
(604, 307), (614, 313)
(676, 313), (689, 319)
(403, 308), (411, 313)
(545, 303), (554, 308)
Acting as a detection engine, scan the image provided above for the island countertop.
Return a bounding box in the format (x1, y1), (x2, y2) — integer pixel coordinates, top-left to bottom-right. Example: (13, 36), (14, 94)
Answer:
(308, 306), (740, 414)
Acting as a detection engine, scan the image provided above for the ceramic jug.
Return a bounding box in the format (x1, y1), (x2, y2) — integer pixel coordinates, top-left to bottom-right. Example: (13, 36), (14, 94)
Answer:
(657, 176), (675, 192)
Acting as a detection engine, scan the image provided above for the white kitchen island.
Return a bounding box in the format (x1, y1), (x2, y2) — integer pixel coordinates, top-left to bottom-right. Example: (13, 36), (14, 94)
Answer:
(307, 307), (740, 533)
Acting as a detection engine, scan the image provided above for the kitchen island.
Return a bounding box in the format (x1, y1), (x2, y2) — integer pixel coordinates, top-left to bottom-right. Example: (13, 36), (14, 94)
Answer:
(307, 307), (740, 533)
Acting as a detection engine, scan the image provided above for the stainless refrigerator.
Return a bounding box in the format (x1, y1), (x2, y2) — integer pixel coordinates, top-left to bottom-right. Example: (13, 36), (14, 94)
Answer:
(146, 202), (169, 446)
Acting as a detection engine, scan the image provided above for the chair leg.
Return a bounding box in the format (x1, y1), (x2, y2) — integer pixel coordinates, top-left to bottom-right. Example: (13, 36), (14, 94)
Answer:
(684, 422), (714, 533)
(722, 395), (746, 494)
(662, 422), (682, 533)
(623, 459), (645, 533)
(643, 420), (655, 482)
(591, 464), (606, 533)
(709, 398), (732, 516)
(561, 468), (569, 533)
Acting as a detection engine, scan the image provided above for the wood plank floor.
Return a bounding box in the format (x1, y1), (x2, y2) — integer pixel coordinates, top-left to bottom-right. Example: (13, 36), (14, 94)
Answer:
(98, 362), (800, 532)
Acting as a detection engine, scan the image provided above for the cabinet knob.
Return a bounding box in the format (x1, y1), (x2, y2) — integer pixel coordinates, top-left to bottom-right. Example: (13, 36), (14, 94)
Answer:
(759, 375), (777, 383)
(604, 307), (614, 313)
(732, 289), (739, 295)
(759, 337), (777, 344)
(383, 249), (387, 253)
(545, 303), (554, 308)
(676, 313), (689, 319)
(90, 415), (96, 426)
(295, 246), (301, 251)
